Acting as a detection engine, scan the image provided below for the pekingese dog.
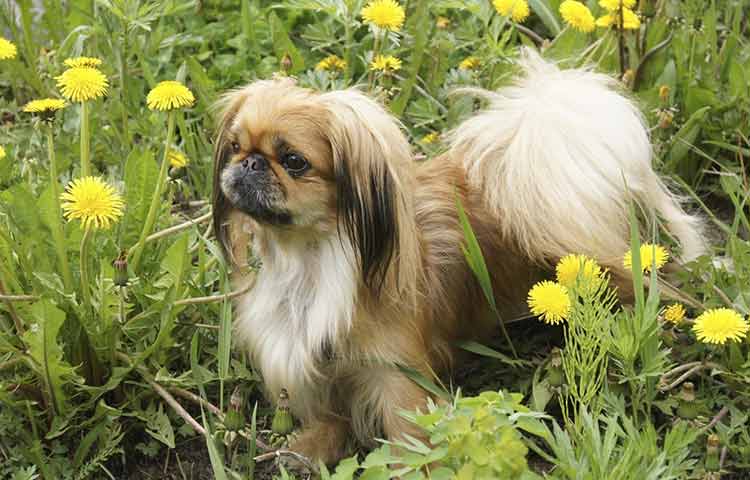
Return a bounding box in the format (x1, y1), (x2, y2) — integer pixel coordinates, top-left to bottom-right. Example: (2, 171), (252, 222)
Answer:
(212, 49), (705, 464)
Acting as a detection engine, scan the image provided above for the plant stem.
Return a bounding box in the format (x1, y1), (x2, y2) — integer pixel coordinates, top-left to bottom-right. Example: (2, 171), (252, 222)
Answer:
(145, 211), (211, 244)
(80, 101), (92, 176)
(0, 279), (24, 336)
(130, 111), (176, 271)
(174, 277), (255, 307)
(46, 126), (73, 291)
(79, 226), (93, 308)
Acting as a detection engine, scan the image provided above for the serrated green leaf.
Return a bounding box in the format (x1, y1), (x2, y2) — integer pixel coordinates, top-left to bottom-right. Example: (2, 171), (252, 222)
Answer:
(24, 300), (77, 416)
(144, 403), (175, 448)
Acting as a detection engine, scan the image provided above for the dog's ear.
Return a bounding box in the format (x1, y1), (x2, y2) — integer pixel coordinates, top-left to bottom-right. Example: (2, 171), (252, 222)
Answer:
(212, 88), (252, 263)
(321, 90), (418, 297)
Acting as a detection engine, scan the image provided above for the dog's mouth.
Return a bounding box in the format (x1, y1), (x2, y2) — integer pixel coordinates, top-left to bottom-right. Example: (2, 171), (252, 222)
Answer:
(220, 165), (293, 225)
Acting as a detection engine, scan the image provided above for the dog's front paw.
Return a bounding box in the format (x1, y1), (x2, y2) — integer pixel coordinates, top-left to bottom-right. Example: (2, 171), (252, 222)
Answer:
(287, 420), (350, 467)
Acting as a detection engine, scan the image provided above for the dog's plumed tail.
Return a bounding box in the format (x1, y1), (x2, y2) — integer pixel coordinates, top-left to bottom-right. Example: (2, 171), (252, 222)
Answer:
(449, 49), (705, 267)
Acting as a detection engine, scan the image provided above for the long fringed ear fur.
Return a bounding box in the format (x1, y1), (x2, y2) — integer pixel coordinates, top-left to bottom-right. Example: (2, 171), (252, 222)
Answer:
(320, 90), (419, 299)
(212, 79), (300, 264)
(211, 89), (246, 264)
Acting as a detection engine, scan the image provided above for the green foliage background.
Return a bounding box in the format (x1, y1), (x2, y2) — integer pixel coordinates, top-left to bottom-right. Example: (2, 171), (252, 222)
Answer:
(1, 0), (750, 478)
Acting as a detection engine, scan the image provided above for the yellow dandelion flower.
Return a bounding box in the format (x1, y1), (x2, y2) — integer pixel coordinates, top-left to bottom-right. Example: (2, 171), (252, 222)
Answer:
(421, 132), (439, 144)
(316, 55), (347, 72)
(64, 56), (102, 68)
(692, 308), (749, 345)
(23, 98), (67, 118)
(0, 38), (16, 60)
(168, 149), (189, 168)
(556, 254), (603, 291)
(623, 243), (669, 273)
(147, 80), (195, 111)
(370, 54), (402, 73)
(55, 67), (108, 102)
(0, 38), (17, 60)
(60, 176), (125, 230)
(459, 56), (481, 70)
(596, 8), (640, 29)
(493, 0), (531, 22)
(361, 0), (406, 32)
(560, 1), (595, 33)
(663, 303), (686, 325)
(598, 0), (635, 10)
(528, 281), (571, 325)
(0, 146), (5, 160)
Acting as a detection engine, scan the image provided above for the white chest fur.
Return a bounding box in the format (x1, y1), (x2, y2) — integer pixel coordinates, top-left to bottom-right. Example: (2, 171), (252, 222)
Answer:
(234, 236), (358, 417)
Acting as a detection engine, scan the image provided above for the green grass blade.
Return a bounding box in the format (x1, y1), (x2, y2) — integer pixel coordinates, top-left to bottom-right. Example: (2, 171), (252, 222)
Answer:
(456, 196), (517, 358)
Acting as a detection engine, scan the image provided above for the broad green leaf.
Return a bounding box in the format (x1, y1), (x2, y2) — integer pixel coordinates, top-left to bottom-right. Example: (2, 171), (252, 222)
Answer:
(121, 149), (159, 246)
(24, 300), (77, 416)
(528, 0), (561, 35)
(331, 456), (360, 480)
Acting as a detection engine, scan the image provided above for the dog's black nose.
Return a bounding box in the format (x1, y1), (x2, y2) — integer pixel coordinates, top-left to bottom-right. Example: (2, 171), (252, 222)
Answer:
(241, 153), (268, 172)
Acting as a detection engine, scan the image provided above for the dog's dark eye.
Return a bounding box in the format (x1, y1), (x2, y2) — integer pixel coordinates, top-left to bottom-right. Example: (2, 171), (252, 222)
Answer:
(230, 141), (241, 154)
(281, 153), (309, 175)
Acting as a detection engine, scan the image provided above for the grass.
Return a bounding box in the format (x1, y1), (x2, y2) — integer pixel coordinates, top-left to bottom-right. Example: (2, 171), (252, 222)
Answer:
(1, 0), (750, 478)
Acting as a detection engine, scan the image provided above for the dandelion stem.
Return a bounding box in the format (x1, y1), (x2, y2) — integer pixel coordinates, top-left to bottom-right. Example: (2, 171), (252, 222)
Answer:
(80, 101), (91, 176)
(79, 225), (93, 307)
(130, 111), (176, 271)
(46, 125), (73, 291)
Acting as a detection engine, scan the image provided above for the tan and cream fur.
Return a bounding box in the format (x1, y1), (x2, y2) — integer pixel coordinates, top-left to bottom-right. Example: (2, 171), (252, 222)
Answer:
(212, 49), (705, 464)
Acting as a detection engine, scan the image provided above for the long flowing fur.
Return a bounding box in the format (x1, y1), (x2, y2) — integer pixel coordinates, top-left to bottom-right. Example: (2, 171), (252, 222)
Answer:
(449, 49), (706, 268)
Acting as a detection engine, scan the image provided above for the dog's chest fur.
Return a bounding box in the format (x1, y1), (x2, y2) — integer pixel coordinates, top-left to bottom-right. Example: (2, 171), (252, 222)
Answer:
(234, 235), (357, 417)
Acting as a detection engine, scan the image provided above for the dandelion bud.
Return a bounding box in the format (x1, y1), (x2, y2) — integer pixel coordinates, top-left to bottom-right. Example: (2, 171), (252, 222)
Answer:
(436, 16), (450, 29)
(271, 388), (294, 435)
(280, 53), (293, 75)
(113, 252), (128, 287)
(658, 109), (674, 129)
(705, 434), (720, 471)
(676, 381), (698, 419)
(224, 387), (245, 432)
(658, 85), (670, 102)
(546, 348), (564, 387)
(622, 69), (634, 86)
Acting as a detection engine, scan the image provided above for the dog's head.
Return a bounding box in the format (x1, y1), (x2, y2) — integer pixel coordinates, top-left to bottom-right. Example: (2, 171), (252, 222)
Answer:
(213, 79), (417, 295)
